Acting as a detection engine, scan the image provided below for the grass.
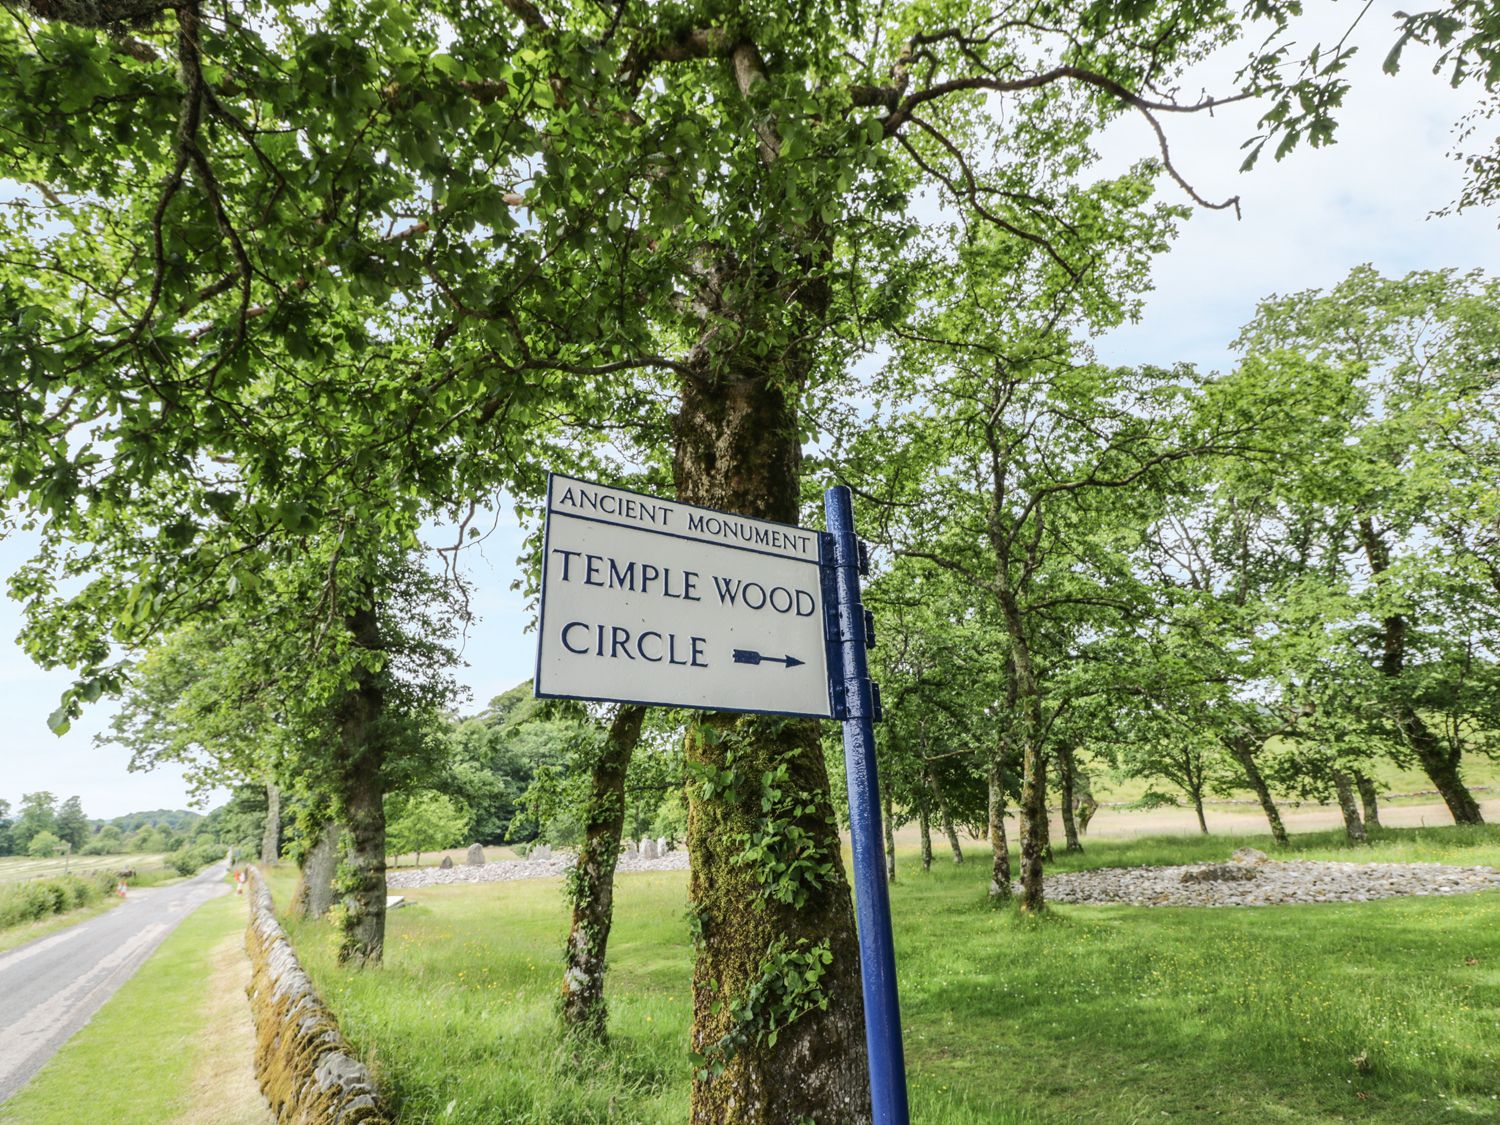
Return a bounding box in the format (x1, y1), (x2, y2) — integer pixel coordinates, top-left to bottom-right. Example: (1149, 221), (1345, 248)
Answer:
(0, 895), (121, 954)
(276, 824), (1500, 1124)
(0, 852), (167, 885)
(0, 884), (267, 1125)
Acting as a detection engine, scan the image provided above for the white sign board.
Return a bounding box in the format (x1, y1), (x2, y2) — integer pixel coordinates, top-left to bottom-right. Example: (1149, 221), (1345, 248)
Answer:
(535, 474), (835, 718)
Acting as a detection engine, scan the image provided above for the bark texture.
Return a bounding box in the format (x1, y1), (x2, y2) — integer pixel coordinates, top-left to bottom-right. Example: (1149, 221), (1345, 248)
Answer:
(335, 602), (388, 967)
(294, 820), (341, 919)
(987, 759), (1011, 904)
(1355, 772), (1382, 829)
(261, 781), (282, 865)
(673, 374), (869, 1123)
(1228, 736), (1288, 846)
(1057, 744), (1082, 852)
(918, 805), (933, 872)
(1331, 770), (1368, 844)
(561, 704), (646, 1040)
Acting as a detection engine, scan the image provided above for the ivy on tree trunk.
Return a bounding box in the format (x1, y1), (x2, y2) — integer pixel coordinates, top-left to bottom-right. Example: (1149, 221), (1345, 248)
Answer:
(561, 704), (646, 1040)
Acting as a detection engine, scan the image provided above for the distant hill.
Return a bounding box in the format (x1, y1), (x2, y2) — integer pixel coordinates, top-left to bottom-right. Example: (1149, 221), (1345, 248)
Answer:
(90, 809), (203, 834)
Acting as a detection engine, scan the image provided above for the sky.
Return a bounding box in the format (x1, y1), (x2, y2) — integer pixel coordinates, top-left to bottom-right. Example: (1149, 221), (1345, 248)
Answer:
(2, 6), (1497, 819)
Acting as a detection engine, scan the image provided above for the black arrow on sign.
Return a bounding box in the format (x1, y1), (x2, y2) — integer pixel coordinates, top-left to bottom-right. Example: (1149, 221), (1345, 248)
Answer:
(732, 649), (805, 669)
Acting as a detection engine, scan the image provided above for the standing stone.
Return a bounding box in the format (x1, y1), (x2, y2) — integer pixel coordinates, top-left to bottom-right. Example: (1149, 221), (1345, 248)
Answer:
(656, 836), (669, 855)
(534, 843), (552, 860)
(466, 843), (485, 866)
(642, 838), (658, 859)
(439, 856), (453, 869)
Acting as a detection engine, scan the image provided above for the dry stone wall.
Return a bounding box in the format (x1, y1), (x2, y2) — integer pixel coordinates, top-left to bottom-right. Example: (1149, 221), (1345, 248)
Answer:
(245, 868), (391, 1125)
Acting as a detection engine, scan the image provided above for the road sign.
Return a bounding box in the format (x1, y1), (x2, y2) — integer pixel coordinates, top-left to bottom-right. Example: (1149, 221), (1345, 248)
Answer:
(533, 474), (909, 1125)
(535, 474), (835, 718)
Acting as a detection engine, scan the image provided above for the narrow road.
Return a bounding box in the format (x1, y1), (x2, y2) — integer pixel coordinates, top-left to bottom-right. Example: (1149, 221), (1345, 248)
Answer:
(0, 864), (230, 1104)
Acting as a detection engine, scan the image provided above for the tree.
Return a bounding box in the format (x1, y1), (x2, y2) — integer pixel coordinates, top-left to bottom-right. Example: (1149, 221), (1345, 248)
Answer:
(1238, 267), (1500, 824)
(560, 704), (646, 1039)
(27, 830), (64, 858)
(0, 799), (13, 856)
(5, 0), (1485, 1114)
(385, 790), (472, 867)
(104, 548), (467, 962)
(11, 792), (57, 854)
(54, 797), (90, 851)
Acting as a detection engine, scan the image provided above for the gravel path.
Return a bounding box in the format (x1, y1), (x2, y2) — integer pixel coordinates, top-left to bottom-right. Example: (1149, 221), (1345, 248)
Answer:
(1043, 858), (1500, 907)
(387, 850), (689, 889)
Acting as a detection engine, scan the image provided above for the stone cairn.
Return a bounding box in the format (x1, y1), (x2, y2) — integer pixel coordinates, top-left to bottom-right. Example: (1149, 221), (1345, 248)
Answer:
(244, 868), (390, 1125)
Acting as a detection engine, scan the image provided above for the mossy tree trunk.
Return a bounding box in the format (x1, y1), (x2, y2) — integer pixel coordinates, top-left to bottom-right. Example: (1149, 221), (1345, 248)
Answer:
(561, 704), (646, 1040)
(294, 820), (340, 919)
(994, 585), (1047, 911)
(1355, 772), (1381, 829)
(1228, 736), (1288, 846)
(673, 373), (869, 1122)
(1331, 769), (1368, 844)
(918, 804), (932, 872)
(335, 601), (388, 967)
(987, 757), (1011, 905)
(1057, 744), (1082, 853)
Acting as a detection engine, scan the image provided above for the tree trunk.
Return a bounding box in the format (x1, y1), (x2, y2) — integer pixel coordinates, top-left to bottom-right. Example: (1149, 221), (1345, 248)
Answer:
(1354, 771), (1381, 829)
(1228, 737), (1288, 846)
(335, 600), (388, 967)
(1073, 768), (1099, 836)
(673, 373), (869, 1123)
(994, 586), (1047, 912)
(1408, 732), (1482, 825)
(1192, 789), (1208, 835)
(294, 820), (340, 919)
(925, 769), (963, 864)
(942, 816), (964, 866)
(1331, 769), (1368, 844)
(1037, 754), (1054, 863)
(1057, 744), (1082, 853)
(987, 758), (1011, 905)
(1359, 518), (1483, 824)
(562, 704), (646, 1040)
(918, 805), (932, 872)
(260, 781), (281, 865)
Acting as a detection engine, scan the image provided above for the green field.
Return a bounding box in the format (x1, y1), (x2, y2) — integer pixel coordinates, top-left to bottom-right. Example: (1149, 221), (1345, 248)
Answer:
(1087, 751), (1500, 809)
(0, 853), (168, 885)
(278, 825), (1500, 1124)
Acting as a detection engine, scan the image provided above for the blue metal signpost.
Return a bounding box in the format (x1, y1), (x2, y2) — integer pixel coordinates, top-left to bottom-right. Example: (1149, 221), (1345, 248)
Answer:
(824, 484), (911, 1125)
(534, 472), (909, 1120)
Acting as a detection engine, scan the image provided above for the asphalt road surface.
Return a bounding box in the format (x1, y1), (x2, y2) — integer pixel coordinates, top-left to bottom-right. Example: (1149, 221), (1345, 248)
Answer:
(0, 863), (230, 1104)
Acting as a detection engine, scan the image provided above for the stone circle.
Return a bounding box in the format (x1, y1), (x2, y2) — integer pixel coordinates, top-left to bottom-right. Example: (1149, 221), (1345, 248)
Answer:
(1044, 858), (1500, 907)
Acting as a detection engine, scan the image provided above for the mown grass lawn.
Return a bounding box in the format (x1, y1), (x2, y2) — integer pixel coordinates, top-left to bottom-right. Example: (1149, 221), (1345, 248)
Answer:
(0, 852), (167, 885)
(283, 826), (1500, 1124)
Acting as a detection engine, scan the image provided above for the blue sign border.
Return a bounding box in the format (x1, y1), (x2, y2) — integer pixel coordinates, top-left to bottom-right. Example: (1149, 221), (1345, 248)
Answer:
(533, 472), (841, 720)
